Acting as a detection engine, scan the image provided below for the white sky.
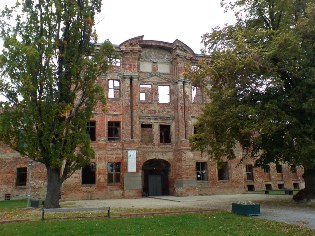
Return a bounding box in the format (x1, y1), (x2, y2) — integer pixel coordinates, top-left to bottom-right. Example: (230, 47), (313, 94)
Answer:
(0, 0), (235, 54)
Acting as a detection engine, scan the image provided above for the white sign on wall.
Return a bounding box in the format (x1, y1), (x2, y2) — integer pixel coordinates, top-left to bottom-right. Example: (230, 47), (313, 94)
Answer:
(127, 150), (137, 172)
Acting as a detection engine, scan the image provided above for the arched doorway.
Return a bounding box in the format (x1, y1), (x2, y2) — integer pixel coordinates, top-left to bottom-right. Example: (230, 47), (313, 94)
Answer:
(142, 159), (170, 196)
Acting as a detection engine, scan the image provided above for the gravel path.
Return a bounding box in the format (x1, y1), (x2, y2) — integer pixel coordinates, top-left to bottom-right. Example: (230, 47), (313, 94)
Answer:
(65, 194), (315, 230)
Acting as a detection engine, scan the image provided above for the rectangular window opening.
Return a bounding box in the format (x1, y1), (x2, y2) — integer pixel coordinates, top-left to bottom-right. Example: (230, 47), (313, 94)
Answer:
(107, 162), (121, 184)
(192, 86), (203, 104)
(140, 84), (152, 102)
(16, 167), (27, 186)
(290, 165), (297, 173)
(218, 162), (229, 181)
(276, 165), (283, 173)
(158, 85), (170, 103)
(141, 124), (153, 144)
(246, 164), (254, 181)
(108, 121), (121, 141)
(196, 162), (208, 181)
(247, 185), (255, 191)
(159, 124), (171, 143)
(265, 184), (272, 190)
(263, 165), (270, 173)
(108, 79), (120, 98)
(293, 183), (299, 189)
(87, 121), (96, 141)
(278, 183), (284, 189)
(82, 163), (96, 185)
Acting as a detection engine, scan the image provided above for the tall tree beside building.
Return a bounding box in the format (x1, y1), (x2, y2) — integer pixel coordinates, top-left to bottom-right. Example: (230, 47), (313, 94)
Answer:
(187, 0), (315, 198)
(0, 0), (117, 208)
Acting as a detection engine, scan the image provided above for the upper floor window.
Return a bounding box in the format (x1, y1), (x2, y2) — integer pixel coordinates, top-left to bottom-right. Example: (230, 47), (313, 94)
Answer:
(263, 165), (270, 173)
(87, 121), (96, 141)
(160, 124), (171, 143)
(108, 79), (120, 98)
(16, 167), (27, 186)
(140, 84), (152, 102)
(108, 121), (121, 141)
(158, 85), (170, 103)
(141, 124), (153, 144)
(276, 164), (283, 173)
(192, 86), (204, 104)
(290, 165), (297, 173)
(196, 162), (207, 181)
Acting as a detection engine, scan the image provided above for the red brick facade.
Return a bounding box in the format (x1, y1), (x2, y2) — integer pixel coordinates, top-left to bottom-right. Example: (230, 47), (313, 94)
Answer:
(0, 36), (304, 200)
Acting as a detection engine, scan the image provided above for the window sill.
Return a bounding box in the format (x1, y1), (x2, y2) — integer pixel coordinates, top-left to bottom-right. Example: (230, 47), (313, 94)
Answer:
(16, 186), (27, 189)
(107, 183), (120, 186)
(218, 180), (230, 183)
(81, 184), (96, 187)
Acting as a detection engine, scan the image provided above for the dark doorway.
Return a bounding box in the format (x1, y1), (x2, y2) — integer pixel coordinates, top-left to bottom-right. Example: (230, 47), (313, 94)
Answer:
(142, 159), (170, 196)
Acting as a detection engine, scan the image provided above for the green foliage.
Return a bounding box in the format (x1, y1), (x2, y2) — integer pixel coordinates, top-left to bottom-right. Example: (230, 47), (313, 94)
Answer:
(0, 212), (314, 236)
(187, 0), (315, 168)
(0, 0), (117, 204)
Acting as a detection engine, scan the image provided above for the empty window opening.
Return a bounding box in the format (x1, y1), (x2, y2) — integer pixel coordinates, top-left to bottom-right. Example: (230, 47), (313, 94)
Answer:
(160, 125), (171, 143)
(108, 121), (120, 141)
(87, 121), (96, 141)
(218, 162), (229, 181)
(108, 79), (120, 98)
(263, 165), (270, 173)
(108, 162), (120, 184)
(140, 84), (152, 102)
(276, 165), (283, 173)
(82, 163), (96, 185)
(196, 162), (208, 181)
(246, 164), (254, 181)
(265, 184), (272, 190)
(278, 183), (284, 189)
(193, 124), (200, 134)
(290, 165), (297, 173)
(158, 85), (170, 103)
(247, 185), (255, 191)
(141, 124), (153, 144)
(16, 167), (27, 186)
(113, 59), (121, 66)
(293, 183), (300, 189)
(192, 86), (203, 104)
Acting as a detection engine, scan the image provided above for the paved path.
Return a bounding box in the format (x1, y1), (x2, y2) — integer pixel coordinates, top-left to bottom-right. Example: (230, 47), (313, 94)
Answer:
(66, 194), (315, 230)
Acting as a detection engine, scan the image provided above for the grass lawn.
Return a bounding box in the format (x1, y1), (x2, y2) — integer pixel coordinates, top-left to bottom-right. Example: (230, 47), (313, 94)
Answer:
(0, 212), (314, 236)
(0, 199), (27, 211)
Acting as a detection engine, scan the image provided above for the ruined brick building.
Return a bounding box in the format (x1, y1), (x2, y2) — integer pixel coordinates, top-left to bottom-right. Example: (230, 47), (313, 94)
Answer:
(0, 36), (304, 200)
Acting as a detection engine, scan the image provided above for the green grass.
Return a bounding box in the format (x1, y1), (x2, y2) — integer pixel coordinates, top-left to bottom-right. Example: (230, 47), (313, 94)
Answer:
(0, 199), (27, 211)
(0, 212), (314, 236)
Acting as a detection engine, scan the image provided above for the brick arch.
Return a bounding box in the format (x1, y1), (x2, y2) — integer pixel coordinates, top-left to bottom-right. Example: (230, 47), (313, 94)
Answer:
(142, 159), (170, 196)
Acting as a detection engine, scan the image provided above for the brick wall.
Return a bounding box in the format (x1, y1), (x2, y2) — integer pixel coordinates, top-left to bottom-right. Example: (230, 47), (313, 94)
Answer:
(0, 36), (304, 200)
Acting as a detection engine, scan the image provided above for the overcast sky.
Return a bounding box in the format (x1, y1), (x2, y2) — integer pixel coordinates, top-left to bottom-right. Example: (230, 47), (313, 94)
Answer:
(0, 0), (235, 53)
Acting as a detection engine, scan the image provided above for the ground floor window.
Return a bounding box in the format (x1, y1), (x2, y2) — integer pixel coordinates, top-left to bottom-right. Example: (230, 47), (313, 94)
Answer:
(82, 163), (96, 185)
(108, 162), (121, 184)
(196, 162), (207, 181)
(16, 167), (27, 186)
(246, 164), (254, 181)
(218, 162), (229, 181)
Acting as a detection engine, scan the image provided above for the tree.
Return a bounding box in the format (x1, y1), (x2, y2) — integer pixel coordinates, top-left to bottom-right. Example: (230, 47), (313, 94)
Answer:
(187, 0), (315, 198)
(0, 0), (117, 208)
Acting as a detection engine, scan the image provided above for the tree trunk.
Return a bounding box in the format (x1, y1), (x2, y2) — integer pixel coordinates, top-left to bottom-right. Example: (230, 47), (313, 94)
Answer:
(44, 166), (62, 208)
(303, 166), (315, 199)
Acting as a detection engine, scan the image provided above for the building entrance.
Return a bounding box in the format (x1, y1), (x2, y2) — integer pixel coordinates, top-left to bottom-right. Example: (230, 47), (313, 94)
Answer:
(142, 159), (170, 196)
